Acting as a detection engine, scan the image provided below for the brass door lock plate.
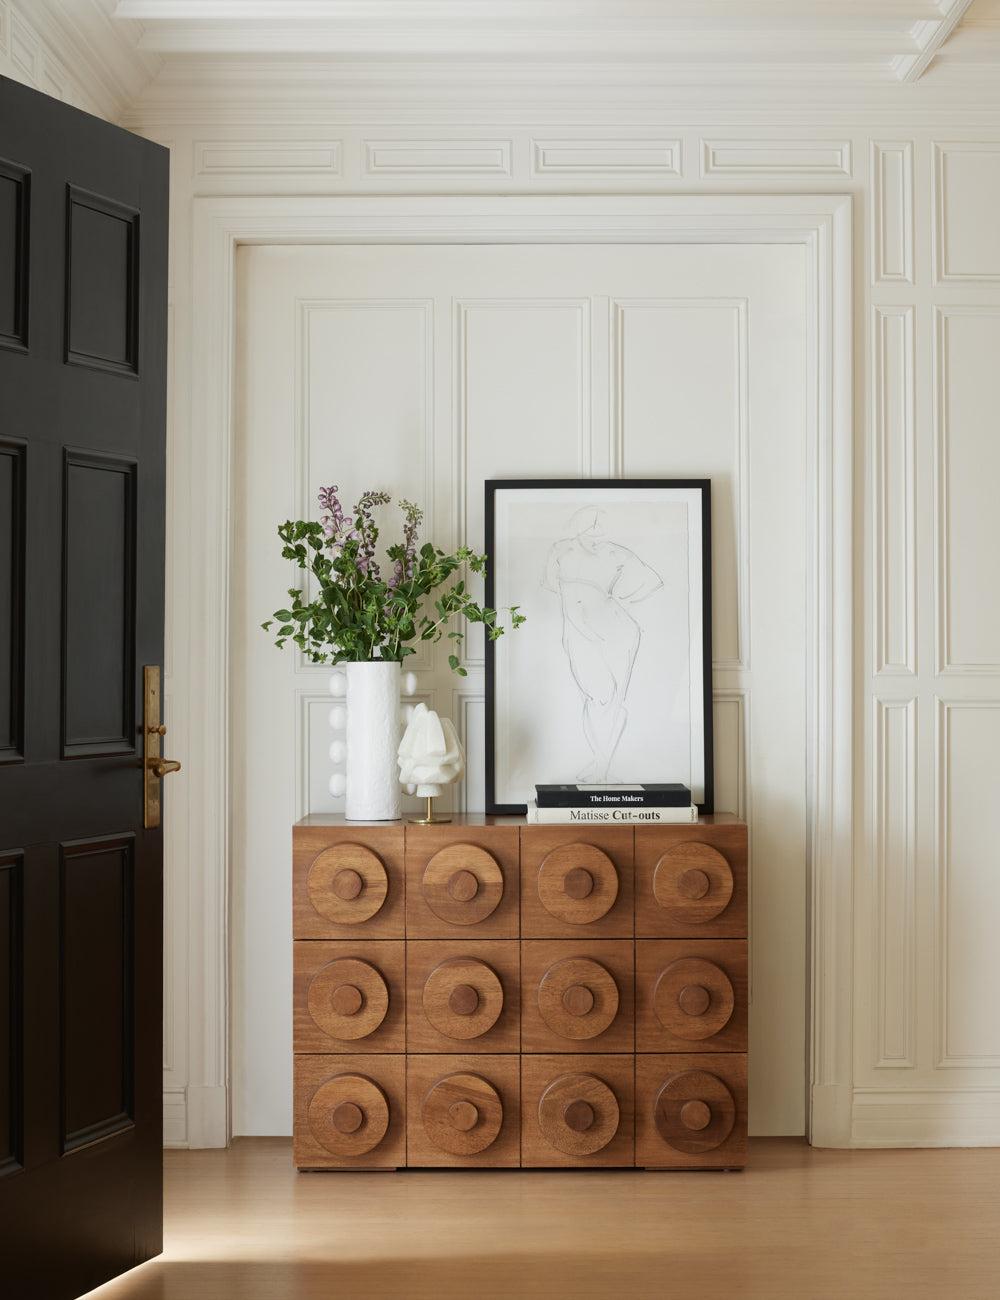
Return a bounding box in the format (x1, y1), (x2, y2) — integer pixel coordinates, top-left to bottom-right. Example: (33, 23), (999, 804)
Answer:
(144, 665), (181, 828)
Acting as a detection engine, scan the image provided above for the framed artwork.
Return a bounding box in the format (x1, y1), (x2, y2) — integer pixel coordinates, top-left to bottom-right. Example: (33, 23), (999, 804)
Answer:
(484, 479), (713, 816)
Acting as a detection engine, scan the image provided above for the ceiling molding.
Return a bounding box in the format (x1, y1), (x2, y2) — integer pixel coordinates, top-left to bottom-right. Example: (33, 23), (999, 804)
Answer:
(8, 0), (161, 119)
(894, 0), (975, 80)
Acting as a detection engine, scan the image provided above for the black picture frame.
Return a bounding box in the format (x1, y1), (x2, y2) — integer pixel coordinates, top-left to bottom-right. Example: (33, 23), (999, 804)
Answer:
(484, 478), (714, 816)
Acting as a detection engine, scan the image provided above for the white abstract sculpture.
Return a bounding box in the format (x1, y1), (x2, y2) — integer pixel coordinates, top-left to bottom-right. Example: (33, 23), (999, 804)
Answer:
(397, 703), (465, 824)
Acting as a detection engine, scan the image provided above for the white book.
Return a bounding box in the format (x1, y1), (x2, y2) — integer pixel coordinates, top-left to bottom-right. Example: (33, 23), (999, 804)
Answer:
(525, 800), (698, 825)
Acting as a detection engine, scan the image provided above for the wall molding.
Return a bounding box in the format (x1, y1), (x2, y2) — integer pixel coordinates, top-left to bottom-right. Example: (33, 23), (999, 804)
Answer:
(364, 138), (512, 177)
(870, 141), (915, 285)
(933, 141), (1000, 284)
(700, 138), (852, 177)
(872, 695), (917, 1070)
(933, 305), (1000, 676)
(181, 193), (853, 1148)
(195, 138), (342, 175)
(532, 137), (681, 177)
(873, 304), (916, 678)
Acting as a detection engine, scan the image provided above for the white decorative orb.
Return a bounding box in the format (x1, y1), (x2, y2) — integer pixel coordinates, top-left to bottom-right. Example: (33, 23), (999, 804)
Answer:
(400, 704), (415, 725)
(328, 705), (346, 730)
(403, 671), (418, 697)
(329, 739), (346, 763)
(328, 772), (346, 797)
(328, 671), (347, 698)
(406, 783), (417, 796)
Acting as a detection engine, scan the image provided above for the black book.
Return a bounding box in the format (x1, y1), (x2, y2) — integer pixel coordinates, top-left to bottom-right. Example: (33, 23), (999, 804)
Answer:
(534, 783), (692, 809)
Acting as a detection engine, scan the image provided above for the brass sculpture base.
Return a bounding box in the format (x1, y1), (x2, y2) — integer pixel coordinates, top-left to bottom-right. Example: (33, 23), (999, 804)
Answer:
(408, 795), (451, 826)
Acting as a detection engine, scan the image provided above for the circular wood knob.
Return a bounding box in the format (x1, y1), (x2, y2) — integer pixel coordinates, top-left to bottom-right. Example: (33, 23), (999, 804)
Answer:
(562, 984), (595, 1017)
(307, 844), (388, 925)
(422, 957), (504, 1040)
(448, 1101), (479, 1132)
(308, 1073), (389, 1157)
(678, 984), (711, 1017)
(538, 1072), (620, 1156)
(332, 1102), (363, 1134)
(678, 868), (710, 900)
(564, 867), (594, 900)
(537, 956), (620, 1041)
(332, 868), (364, 901)
(448, 983), (480, 1016)
(447, 869), (479, 902)
(421, 844), (504, 926)
(653, 957), (735, 1041)
(655, 1070), (736, 1154)
(537, 844), (619, 926)
(422, 1072), (503, 1156)
(652, 842), (734, 924)
(680, 1100), (712, 1131)
(307, 958), (389, 1041)
(563, 1100), (595, 1132)
(329, 983), (364, 1017)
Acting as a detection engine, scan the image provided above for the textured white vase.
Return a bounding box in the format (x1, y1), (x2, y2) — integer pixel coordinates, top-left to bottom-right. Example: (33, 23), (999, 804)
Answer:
(343, 661), (401, 821)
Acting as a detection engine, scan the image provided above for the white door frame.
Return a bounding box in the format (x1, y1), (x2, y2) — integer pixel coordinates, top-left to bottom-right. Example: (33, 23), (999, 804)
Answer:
(179, 194), (853, 1148)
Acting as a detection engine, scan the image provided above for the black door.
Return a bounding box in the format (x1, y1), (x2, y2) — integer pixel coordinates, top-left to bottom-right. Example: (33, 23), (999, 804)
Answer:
(0, 78), (169, 1298)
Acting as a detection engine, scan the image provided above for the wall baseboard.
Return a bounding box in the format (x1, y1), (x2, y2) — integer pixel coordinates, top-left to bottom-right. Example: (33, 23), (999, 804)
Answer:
(163, 1086), (188, 1148)
(183, 1085), (229, 1150)
(852, 1088), (1000, 1147)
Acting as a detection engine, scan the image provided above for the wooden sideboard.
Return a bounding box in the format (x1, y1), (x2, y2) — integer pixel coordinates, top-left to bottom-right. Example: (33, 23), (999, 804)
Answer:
(292, 814), (748, 1170)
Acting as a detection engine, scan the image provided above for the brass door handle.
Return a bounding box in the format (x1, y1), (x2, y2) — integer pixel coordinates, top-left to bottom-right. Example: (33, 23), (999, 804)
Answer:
(143, 666), (182, 828)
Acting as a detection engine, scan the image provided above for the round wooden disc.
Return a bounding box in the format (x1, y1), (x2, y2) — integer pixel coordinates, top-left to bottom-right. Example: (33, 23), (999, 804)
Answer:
(652, 842), (734, 924)
(308, 1073), (390, 1156)
(422, 956), (504, 1040)
(307, 958), (389, 1041)
(653, 957), (734, 1040)
(421, 844), (504, 926)
(538, 1072), (620, 1156)
(422, 1072), (503, 1156)
(307, 844), (389, 925)
(537, 956), (620, 1041)
(537, 844), (619, 926)
(655, 1070), (736, 1154)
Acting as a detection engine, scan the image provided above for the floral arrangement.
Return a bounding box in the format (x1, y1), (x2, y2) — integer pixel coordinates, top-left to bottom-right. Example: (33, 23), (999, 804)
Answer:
(262, 485), (524, 674)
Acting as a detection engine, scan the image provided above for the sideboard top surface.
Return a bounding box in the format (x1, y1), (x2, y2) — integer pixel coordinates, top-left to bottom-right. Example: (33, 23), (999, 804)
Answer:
(294, 812), (746, 830)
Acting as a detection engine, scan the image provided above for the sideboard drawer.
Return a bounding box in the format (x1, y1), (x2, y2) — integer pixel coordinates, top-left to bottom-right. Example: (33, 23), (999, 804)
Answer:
(294, 825), (405, 939)
(294, 940), (405, 1054)
(406, 825), (519, 939)
(406, 939), (519, 1053)
(521, 1054), (635, 1167)
(294, 1054), (406, 1170)
(635, 1053), (748, 1169)
(521, 827), (634, 939)
(635, 826), (747, 938)
(520, 940), (634, 1054)
(635, 939), (747, 1053)
(406, 1054), (520, 1167)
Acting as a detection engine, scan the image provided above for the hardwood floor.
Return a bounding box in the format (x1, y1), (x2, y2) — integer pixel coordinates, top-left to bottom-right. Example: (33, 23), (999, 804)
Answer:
(85, 1137), (1000, 1300)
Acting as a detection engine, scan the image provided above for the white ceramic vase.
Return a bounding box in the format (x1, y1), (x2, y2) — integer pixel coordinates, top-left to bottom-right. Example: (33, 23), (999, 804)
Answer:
(336, 661), (402, 821)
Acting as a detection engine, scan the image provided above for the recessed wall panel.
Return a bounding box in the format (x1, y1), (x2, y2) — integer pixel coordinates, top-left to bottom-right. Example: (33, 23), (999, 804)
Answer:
(459, 299), (589, 664)
(937, 309), (1000, 672)
(66, 186), (140, 375)
(613, 299), (746, 669)
(938, 703), (1000, 1066)
(0, 441), (25, 761)
(934, 143), (1000, 283)
(62, 453), (136, 757)
(60, 836), (134, 1151)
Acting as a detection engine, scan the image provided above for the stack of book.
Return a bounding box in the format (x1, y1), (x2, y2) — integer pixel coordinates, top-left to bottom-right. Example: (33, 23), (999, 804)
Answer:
(526, 784), (697, 824)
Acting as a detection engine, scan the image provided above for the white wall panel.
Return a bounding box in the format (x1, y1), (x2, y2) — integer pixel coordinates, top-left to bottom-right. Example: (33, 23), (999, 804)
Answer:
(934, 143), (1000, 282)
(937, 701), (1000, 1067)
(612, 298), (747, 671)
(873, 698), (917, 1069)
(873, 306), (916, 676)
(871, 142), (914, 286)
(936, 307), (1000, 673)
